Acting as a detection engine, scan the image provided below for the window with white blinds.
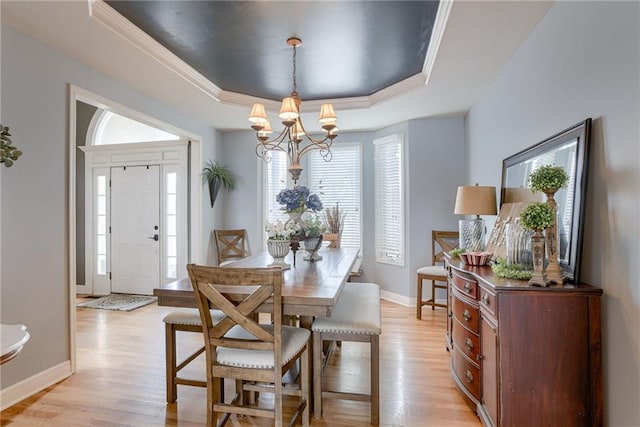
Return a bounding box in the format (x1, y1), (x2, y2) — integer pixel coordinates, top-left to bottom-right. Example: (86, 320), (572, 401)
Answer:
(374, 134), (404, 266)
(263, 151), (290, 229)
(307, 143), (362, 250)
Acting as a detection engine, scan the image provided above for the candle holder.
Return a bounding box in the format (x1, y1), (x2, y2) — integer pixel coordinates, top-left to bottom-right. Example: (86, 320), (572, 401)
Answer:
(528, 229), (548, 286)
(542, 188), (564, 284)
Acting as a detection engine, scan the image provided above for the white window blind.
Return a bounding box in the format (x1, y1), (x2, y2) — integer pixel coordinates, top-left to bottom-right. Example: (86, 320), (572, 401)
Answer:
(264, 151), (289, 228)
(374, 134), (404, 265)
(307, 143), (362, 250)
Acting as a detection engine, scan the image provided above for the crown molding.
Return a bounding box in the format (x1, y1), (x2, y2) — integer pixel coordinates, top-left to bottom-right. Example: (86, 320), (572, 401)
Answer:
(88, 0), (452, 111)
(422, 0), (454, 87)
(89, 0), (223, 102)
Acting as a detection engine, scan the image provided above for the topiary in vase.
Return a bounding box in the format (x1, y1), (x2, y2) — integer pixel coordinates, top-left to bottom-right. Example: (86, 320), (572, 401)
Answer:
(528, 165), (569, 193)
(202, 159), (236, 207)
(519, 202), (555, 287)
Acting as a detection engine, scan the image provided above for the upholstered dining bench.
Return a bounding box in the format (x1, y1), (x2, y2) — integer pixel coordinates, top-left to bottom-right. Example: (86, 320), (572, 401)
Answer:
(163, 308), (225, 402)
(311, 282), (381, 424)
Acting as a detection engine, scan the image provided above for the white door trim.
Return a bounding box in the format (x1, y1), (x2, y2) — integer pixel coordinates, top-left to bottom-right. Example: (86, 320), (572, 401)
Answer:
(68, 84), (203, 372)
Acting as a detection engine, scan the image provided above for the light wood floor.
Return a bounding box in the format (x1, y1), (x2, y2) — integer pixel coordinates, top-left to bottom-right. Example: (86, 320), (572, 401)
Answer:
(1, 299), (481, 426)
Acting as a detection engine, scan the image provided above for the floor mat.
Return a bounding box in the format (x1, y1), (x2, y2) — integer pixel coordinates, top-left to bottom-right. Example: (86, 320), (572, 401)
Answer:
(76, 294), (157, 311)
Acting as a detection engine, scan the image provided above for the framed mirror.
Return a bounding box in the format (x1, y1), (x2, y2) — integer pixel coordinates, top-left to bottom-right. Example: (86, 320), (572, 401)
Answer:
(500, 118), (592, 284)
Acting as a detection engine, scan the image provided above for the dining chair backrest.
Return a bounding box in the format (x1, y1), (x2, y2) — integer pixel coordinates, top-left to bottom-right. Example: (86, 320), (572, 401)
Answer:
(432, 230), (459, 266)
(214, 229), (248, 266)
(187, 265), (282, 362)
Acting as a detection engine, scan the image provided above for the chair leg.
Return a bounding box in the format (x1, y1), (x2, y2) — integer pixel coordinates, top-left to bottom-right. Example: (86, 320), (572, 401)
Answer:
(312, 331), (323, 419)
(431, 280), (436, 310)
(416, 275), (423, 319)
(209, 373), (218, 426)
(165, 323), (177, 403)
(371, 334), (380, 425)
(302, 345), (310, 427)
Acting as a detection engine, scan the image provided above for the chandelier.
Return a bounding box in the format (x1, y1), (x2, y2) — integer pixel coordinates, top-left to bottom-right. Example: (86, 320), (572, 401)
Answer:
(248, 37), (338, 183)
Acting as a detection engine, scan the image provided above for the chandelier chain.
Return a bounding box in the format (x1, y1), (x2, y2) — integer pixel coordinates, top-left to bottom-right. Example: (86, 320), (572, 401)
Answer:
(292, 44), (297, 93)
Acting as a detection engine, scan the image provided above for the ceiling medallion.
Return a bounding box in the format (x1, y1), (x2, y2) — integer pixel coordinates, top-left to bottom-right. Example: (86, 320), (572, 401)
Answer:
(248, 37), (338, 183)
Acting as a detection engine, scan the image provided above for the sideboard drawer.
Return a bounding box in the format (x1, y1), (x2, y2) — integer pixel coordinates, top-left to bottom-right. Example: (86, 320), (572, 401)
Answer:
(452, 318), (480, 364)
(479, 285), (497, 319)
(452, 294), (479, 334)
(453, 347), (480, 400)
(452, 270), (478, 299)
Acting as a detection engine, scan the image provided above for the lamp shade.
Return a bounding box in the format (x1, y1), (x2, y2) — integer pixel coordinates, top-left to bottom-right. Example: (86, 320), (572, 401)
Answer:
(454, 185), (497, 215)
(257, 120), (273, 138)
(248, 103), (267, 123)
(279, 97), (299, 121)
(318, 103), (337, 123)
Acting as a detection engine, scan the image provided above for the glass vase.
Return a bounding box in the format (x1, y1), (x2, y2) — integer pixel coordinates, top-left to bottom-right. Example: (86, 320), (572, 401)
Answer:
(267, 239), (291, 270)
(505, 222), (534, 270)
(302, 235), (323, 261)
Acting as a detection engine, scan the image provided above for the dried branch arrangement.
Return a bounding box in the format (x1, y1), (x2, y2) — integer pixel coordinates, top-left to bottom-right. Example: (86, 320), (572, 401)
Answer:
(324, 202), (347, 234)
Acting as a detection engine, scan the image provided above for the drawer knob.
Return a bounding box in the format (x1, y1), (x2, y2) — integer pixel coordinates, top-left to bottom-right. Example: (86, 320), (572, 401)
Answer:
(465, 337), (474, 350)
(463, 309), (471, 322)
(465, 369), (474, 383)
(464, 283), (472, 293)
(481, 294), (490, 305)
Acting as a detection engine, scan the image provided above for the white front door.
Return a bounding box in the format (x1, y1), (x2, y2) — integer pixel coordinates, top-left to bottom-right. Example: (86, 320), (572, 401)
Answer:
(110, 165), (160, 295)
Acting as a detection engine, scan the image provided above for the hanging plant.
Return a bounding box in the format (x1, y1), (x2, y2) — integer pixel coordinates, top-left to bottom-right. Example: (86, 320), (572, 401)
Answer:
(202, 159), (236, 207)
(1, 124), (22, 167)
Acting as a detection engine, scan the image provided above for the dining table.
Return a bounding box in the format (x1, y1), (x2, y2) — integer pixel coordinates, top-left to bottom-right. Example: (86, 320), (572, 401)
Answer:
(154, 247), (360, 327)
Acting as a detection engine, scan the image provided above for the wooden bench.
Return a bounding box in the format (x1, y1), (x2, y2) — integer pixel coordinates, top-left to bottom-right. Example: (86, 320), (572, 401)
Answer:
(311, 282), (381, 424)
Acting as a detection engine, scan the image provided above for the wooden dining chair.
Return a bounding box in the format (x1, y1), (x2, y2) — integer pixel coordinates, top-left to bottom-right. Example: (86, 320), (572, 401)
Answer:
(214, 229), (248, 266)
(187, 264), (310, 427)
(416, 230), (459, 319)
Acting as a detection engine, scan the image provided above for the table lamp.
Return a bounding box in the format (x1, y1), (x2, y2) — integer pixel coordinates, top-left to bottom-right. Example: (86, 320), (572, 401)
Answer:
(454, 184), (497, 252)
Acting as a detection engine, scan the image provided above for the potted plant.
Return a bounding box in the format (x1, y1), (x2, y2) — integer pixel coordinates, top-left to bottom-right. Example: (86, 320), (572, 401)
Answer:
(1, 124), (22, 167)
(519, 202), (555, 286)
(202, 159), (236, 207)
(324, 202), (346, 246)
(265, 219), (300, 270)
(528, 165), (570, 192)
(301, 214), (327, 261)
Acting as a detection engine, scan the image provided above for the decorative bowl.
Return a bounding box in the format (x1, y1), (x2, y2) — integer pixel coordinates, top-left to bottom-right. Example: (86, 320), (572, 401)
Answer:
(460, 251), (493, 266)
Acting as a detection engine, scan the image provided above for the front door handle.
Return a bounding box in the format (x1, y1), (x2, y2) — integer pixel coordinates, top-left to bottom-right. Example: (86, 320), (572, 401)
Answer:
(148, 234), (159, 241)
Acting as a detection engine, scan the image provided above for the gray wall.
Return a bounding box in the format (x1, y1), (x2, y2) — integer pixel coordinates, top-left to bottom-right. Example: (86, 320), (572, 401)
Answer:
(219, 118), (464, 298)
(0, 24), (218, 389)
(465, 2), (639, 425)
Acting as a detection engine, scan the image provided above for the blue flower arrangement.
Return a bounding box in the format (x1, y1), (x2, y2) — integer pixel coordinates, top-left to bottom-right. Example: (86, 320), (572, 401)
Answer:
(276, 185), (323, 213)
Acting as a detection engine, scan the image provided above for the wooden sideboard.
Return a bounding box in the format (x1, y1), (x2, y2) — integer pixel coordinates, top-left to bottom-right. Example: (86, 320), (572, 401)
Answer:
(445, 257), (603, 427)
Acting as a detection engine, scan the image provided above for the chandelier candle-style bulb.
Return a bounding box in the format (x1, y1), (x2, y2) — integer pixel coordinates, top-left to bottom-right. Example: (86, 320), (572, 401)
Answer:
(257, 120), (273, 141)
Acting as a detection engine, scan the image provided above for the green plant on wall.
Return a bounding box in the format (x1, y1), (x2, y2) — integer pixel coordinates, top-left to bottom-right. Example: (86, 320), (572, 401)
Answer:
(529, 165), (569, 192)
(1, 124), (22, 167)
(519, 202), (555, 230)
(202, 159), (236, 207)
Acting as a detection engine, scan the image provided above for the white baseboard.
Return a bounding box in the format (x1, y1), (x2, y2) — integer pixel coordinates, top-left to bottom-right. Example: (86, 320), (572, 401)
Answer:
(0, 361), (72, 411)
(380, 289), (446, 308)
